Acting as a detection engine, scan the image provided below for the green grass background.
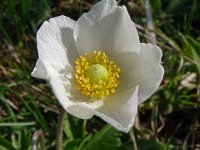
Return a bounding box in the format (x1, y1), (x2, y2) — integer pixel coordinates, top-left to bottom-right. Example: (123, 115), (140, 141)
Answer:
(0, 0), (200, 149)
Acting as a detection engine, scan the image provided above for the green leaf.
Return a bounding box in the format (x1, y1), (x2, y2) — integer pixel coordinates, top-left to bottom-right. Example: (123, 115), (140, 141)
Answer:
(90, 143), (127, 150)
(64, 119), (74, 139)
(0, 122), (36, 127)
(0, 136), (16, 150)
(79, 135), (92, 149)
(149, 0), (161, 15)
(138, 140), (165, 150)
(20, 97), (48, 129)
(64, 114), (86, 139)
(181, 35), (200, 73)
(7, 0), (16, 15)
(20, 0), (32, 20)
(184, 0), (197, 34)
(0, 97), (17, 122)
(18, 89), (48, 130)
(20, 129), (31, 150)
(0, 146), (8, 150)
(64, 139), (81, 150)
(82, 124), (117, 150)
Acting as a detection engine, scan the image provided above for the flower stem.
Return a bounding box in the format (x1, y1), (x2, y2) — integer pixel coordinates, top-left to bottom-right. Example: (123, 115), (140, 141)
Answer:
(129, 128), (138, 150)
(56, 108), (66, 150)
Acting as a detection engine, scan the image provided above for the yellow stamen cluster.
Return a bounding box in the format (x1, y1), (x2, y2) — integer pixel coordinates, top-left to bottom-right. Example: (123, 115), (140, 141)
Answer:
(74, 51), (120, 98)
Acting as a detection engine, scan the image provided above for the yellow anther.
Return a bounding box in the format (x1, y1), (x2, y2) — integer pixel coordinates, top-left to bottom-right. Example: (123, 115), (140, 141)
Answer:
(110, 89), (115, 93)
(74, 51), (120, 98)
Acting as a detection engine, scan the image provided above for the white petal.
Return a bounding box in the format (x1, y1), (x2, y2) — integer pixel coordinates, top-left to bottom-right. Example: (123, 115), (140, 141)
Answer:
(117, 43), (164, 104)
(78, 86), (139, 132)
(31, 59), (48, 79)
(36, 15), (79, 75)
(137, 65), (164, 103)
(49, 68), (94, 119)
(74, 0), (140, 55)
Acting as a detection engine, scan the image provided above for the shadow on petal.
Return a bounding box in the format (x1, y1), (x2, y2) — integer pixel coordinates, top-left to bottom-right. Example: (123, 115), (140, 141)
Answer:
(58, 66), (104, 109)
(60, 27), (80, 67)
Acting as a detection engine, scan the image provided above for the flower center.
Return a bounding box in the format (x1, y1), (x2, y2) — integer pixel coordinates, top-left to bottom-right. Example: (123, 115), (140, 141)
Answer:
(85, 64), (108, 84)
(74, 51), (120, 98)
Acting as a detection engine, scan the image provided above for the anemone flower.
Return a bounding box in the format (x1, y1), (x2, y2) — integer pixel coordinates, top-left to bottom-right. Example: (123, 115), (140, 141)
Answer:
(31, 0), (164, 132)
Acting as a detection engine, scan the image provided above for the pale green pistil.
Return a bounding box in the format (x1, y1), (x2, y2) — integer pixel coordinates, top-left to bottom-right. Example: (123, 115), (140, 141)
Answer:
(86, 64), (108, 84)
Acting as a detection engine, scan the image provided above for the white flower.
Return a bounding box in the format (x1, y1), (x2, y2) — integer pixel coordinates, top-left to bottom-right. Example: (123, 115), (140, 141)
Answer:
(31, 0), (164, 132)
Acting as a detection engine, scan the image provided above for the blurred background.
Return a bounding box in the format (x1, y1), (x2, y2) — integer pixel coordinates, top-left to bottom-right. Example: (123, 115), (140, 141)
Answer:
(0, 0), (200, 149)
